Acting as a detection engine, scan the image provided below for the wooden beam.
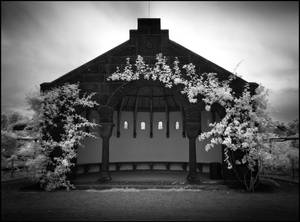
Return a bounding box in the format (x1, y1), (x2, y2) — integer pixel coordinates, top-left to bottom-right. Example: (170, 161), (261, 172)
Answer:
(171, 94), (180, 111)
(149, 88), (153, 138)
(180, 104), (186, 137)
(117, 97), (126, 137)
(133, 90), (139, 138)
(163, 89), (170, 138)
(199, 108), (202, 135)
(117, 108), (121, 138)
(123, 107), (179, 112)
(165, 103), (170, 138)
(124, 94), (174, 98)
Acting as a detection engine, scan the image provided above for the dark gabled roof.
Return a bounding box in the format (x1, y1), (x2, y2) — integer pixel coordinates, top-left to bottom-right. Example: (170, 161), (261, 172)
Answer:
(41, 18), (258, 98)
(41, 40), (130, 88)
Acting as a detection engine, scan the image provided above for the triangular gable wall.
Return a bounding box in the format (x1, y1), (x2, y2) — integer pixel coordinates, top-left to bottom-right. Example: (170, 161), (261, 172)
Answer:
(41, 18), (258, 102)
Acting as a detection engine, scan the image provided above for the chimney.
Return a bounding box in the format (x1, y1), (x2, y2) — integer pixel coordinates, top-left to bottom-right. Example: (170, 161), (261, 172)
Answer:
(129, 18), (169, 56)
(137, 18), (161, 34)
(129, 18), (169, 40)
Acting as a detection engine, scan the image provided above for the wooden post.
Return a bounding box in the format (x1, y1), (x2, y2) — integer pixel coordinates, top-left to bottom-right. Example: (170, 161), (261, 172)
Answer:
(102, 137), (110, 173)
(98, 122), (114, 182)
(180, 104), (186, 137)
(97, 105), (114, 182)
(166, 106), (170, 138)
(150, 89), (153, 138)
(163, 90), (170, 138)
(117, 110), (120, 137)
(186, 122), (201, 183)
(117, 97), (125, 137)
(188, 135), (197, 176)
(185, 104), (202, 183)
(133, 95), (139, 138)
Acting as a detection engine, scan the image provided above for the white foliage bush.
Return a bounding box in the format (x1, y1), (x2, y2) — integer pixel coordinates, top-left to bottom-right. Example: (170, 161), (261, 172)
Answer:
(22, 83), (98, 191)
(263, 141), (299, 173)
(1, 130), (18, 158)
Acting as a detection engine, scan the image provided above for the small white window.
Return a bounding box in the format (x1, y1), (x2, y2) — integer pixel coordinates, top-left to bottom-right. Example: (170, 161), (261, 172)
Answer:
(124, 121), (128, 129)
(141, 122), (146, 130)
(158, 121), (163, 130)
(175, 121), (180, 130)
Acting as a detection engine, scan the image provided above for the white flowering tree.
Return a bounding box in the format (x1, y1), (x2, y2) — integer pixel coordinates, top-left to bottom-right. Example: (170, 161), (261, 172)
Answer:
(107, 53), (275, 192)
(24, 83), (98, 191)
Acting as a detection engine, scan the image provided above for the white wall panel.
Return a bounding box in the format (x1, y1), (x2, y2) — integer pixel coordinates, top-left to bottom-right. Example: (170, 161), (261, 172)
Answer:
(110, 112), (188, 162)
(77, 111), (222, 164)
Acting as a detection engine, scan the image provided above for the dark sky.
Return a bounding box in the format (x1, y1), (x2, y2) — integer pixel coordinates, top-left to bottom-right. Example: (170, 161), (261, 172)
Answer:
(1, 1), (299, 123)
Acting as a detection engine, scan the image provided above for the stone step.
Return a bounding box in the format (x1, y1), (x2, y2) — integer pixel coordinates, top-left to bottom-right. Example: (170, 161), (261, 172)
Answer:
(75, 183), (228, 191)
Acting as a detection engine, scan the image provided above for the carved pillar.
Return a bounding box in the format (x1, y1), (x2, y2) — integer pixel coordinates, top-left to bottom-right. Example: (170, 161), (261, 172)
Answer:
(185, 104), (202, 183)
(186, 122), (201, 182)
(98, 105), (114, 182)
(98, 122), (114, 182)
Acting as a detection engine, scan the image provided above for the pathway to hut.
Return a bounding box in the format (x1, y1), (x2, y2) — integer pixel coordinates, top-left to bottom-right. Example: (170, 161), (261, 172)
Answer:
(1, 173), (299, 221)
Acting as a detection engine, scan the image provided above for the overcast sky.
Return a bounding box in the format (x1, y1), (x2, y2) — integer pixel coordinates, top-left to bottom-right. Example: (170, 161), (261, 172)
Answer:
(1, 1), (299, 123)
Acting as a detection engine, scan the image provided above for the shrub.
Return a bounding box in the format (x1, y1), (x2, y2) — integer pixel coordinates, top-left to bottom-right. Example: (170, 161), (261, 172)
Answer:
(21, 83), (98, 191)
(1, 130), (17, 158)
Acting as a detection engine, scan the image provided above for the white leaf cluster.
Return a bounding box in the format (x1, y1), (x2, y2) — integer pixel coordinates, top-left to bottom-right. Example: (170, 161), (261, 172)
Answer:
(24, 83), (98, 191)
(107, 54), (276, 174)
(107, 54), (232, 106)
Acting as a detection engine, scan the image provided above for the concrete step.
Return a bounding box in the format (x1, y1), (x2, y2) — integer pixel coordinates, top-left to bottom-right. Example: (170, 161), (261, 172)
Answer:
(75, 183), (229, 191)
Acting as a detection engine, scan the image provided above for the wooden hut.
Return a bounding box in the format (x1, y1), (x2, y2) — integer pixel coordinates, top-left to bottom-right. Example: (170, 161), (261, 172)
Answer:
(41, 18), (258, 182)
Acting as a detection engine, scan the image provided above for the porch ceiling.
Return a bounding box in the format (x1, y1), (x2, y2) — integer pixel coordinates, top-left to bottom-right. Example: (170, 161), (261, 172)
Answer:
(115, 84), (181, 112)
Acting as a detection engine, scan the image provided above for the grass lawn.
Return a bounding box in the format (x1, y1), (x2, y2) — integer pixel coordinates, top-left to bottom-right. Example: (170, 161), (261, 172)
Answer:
(1, 179), (298, 221)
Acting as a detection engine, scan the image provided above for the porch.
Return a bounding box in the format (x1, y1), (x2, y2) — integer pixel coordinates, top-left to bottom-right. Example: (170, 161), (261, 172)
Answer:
(73, 171), (225, 190)
(73, 162), (225, 190)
